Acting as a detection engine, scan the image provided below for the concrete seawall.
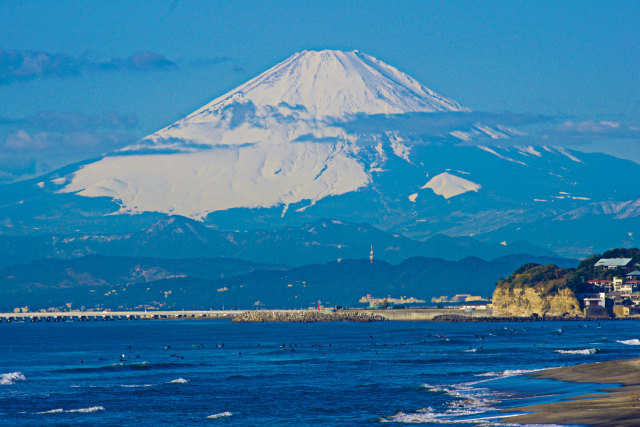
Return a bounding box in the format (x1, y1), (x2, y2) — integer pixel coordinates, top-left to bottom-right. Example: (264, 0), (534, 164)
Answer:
(351, 308), (493, 321)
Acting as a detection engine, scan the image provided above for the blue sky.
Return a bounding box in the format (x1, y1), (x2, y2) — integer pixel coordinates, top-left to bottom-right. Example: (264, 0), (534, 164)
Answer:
(1, 0), (639, 181)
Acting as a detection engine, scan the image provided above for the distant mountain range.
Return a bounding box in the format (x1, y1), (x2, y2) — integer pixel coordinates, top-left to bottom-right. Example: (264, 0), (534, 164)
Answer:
(0, 216), (557, 269)
(0, 253), (577, 312)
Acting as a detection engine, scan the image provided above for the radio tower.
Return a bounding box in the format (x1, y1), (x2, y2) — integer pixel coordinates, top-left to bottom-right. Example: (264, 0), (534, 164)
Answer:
(370, 244), (374, 263)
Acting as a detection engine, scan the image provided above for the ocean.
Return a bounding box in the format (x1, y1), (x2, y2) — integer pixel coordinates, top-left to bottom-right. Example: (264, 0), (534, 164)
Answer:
(1, 319), (639, 425)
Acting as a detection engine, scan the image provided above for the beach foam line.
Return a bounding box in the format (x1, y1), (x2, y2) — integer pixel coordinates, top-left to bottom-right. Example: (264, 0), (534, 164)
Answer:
(617, 339), (640, 345)
(207, 411), (232, 419)
(0, 372), (26, 385)
(554, 348), (597, 355)
(473, 367), (550, 379)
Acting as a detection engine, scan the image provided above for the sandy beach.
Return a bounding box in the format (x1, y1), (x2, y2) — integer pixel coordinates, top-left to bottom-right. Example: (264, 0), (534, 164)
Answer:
(504, 357), (640, 426)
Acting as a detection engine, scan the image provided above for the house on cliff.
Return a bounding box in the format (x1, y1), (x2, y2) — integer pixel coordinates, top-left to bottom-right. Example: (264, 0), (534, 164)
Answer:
(626, 270), (640, 279)
(594, 258), (634, 270)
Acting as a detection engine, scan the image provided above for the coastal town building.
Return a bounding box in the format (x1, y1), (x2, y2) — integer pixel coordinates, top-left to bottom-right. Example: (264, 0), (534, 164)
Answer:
(594, 257), (634, 270)
(626, 270), (640, 279)
(430, 294), (487, 304)
(359, 294), (425, 307)
(582, 268), (640, 317)
(587, 279), (613, 292)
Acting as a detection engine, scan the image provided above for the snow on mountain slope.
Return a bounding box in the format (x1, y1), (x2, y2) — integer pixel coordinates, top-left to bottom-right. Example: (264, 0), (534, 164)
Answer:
(63, 142), (368, 219)
(60, 50), (468, 218)
(421, 172), (481, 199)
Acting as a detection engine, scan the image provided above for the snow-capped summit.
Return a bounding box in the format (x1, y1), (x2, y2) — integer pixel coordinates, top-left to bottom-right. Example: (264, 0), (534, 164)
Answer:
(135, 49), (468, 151)
(178, 49), (467, 120)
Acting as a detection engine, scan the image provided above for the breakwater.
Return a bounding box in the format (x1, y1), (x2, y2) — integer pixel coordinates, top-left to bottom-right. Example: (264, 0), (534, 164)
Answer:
(232, 310), (387, 323)
(0, 310), (242, 323)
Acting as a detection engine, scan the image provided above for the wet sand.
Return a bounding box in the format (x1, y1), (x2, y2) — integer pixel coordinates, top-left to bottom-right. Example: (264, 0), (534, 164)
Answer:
(504, 357), (640, 426)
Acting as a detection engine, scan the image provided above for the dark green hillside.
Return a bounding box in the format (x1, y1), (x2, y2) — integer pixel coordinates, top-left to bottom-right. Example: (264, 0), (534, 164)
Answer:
(496, 248), (640, 294)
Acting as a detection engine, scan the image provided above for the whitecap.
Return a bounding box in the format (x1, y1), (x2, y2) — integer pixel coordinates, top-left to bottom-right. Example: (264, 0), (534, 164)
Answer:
(169, 378), (189, 384)
(474, 367), (549, 379)
(207, 411), (232, 419)
(37, 408), (64, 414)
(554, 348), (597, 355)
(617, 339), (640, 345)
(120, 384), (153, 388)
(67, 406), (105, 413)
(38, 406), (105, 414)
(463, 348), (477, 353)
(0, 372), (26, 385)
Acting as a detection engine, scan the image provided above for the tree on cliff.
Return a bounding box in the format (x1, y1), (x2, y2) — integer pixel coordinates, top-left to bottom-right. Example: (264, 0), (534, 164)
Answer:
(496, 248), (640, 294)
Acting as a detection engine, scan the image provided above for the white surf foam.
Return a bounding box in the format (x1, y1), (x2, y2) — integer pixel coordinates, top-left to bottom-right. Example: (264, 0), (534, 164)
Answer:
(0, 372), (26, 385)
(617, 339), (640, 345)
(554, 348), (597, 355)
(207, 411), (232, 419)
(169, 378), (189, 384)
(67, 406), (105, 413)
(474, 367), (548, 379)
(37, 408), (64, 414)
(38, 406), (104, 414)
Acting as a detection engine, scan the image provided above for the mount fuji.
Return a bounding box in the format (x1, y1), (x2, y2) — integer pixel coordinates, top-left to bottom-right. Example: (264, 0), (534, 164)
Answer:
(2, 49), (640, 257)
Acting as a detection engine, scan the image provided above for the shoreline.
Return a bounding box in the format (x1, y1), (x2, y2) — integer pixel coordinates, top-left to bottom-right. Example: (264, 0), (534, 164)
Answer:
(502, 357), (640, 426)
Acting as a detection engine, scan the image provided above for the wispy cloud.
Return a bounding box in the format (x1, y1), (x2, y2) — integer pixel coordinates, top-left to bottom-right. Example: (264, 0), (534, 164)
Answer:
(549, 120), (640, 140)
(4, 129), (133, 152)
(338, 111), (552, 138)
(0, 111), (138, 132)
(482, 120), (640, 148)
(0, 49), (185, 84)
(0, 109), (140, 182)
(338, 111), (640, 148)
(0, 154), (35, 181)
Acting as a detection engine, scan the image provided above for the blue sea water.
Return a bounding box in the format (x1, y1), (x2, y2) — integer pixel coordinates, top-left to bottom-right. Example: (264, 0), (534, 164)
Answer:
(1, 319), (640, 426)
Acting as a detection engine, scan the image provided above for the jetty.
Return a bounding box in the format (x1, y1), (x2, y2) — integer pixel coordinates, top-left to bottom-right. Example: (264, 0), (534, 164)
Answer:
(0, 310), (243, 323)
(0, 307), (494, 323)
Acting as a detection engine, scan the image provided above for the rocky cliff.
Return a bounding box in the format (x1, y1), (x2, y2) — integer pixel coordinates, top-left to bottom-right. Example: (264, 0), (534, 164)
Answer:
(491, 263), (583, 318)
(492, 285), (582, 318)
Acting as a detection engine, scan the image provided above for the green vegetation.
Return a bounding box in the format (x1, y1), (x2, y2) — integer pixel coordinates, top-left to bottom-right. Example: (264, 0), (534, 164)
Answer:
(497, 264), (572, 296)
(497, 248), (640, 294)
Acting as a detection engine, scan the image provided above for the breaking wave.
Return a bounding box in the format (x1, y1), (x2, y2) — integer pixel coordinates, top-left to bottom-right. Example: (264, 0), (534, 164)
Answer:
(67, 406), (105, 413)
(473, 368), (547, 379)
(0, 372), (26, 385)
(554, 348), (597, 355)
(37, 408), (63, 414)
(38, 406), (104, 414)
(207, 411), (232, 419)
(169, 378), (189, 384)
(617, 339), (640, 345)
